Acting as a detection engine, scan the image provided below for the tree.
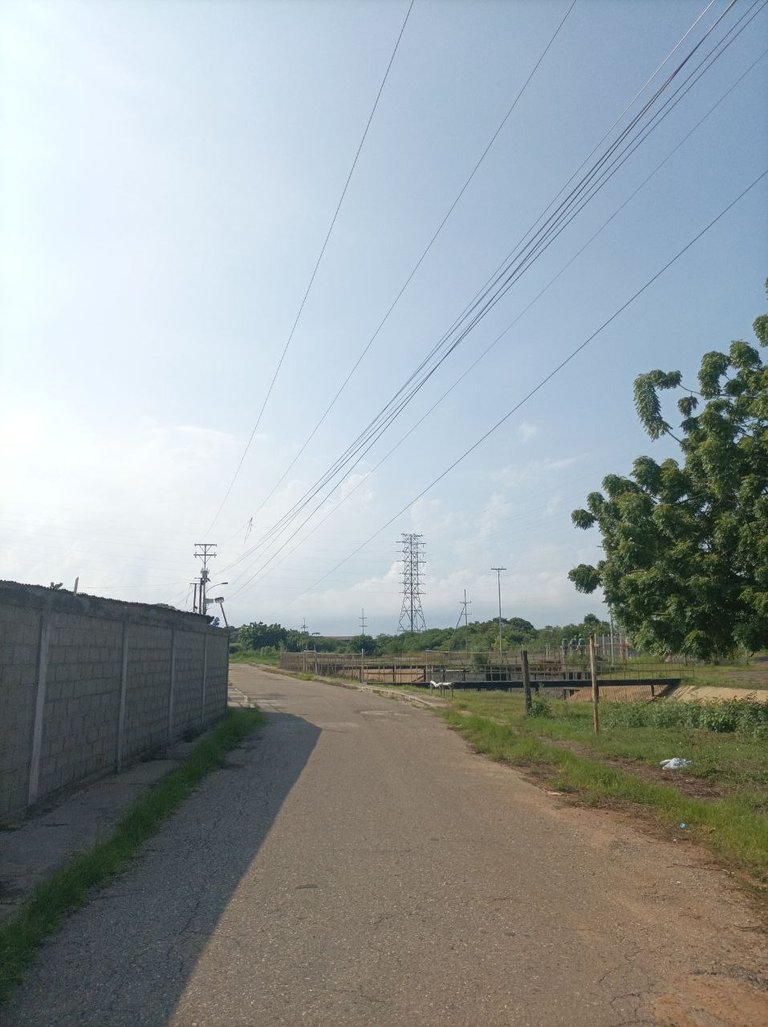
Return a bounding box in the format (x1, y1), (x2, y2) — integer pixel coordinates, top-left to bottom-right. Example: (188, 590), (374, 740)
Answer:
(236, 621), (287, 650)
(569, 286), (768, 660)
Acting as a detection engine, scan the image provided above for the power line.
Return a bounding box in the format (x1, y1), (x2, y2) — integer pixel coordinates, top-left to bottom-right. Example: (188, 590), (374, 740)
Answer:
(247, 0), (577, 522)
(248, 39), (768, 582)
(219, 1), (757, 592)
(205, 0), (415, 534)
(212, 22), (754, 598)
(288, 167), (768, 599)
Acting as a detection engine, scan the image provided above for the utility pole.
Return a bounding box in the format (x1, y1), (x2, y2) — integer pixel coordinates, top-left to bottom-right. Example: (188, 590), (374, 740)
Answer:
(194, 543), (217, 615)
(491, 567), (506, 676)
(454, 590), (471, 650)
(359, 608), (367, 637)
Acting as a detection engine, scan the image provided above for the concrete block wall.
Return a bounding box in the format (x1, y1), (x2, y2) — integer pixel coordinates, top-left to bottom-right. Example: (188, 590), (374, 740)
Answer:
(0, 605), (41, 820)
(124, 625), (173, 763)
(204, 634), (230, 722)
(38, 613), (124, 800)
(173, 631), (206, 737)
(0, 582), (229, 823)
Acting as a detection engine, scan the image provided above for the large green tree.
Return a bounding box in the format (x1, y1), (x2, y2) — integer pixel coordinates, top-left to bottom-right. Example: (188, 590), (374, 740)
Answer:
(569, 287), (768, 660)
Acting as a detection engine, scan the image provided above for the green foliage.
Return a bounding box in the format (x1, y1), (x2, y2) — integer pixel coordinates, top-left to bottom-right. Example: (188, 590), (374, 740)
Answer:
(530, 695), (552, 718)
(236, 621), (288, 650)
(233, 614), (607, 661)
(603, 697), (768, 735)
(570, 284), (768, 660)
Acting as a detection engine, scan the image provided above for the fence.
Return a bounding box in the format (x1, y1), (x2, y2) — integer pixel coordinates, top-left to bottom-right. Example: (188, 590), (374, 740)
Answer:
(0, 581), (229, 823)
(278, 647), (693, 688)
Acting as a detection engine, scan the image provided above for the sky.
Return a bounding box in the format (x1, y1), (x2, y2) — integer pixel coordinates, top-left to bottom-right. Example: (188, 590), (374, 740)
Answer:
(1, 0), (767, 636)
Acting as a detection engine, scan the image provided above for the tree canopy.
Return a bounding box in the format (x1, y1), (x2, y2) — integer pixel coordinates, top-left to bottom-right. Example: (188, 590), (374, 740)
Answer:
(232, 613), (606, 657)
(569, 285), (768, 660)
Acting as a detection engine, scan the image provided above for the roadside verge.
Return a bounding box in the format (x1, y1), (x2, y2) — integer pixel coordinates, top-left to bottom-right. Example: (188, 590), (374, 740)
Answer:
(440, 696), (768, 891)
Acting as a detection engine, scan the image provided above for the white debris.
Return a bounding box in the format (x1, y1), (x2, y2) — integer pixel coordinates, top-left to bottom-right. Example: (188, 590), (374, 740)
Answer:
(660, 757), (692, 770)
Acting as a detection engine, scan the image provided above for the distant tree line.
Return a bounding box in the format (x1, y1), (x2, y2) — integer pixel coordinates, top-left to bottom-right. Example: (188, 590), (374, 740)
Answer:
(229, 613), (610, 659)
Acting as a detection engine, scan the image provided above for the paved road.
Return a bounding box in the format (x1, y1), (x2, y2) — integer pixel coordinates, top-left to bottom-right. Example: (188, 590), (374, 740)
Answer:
(6, 668), (767, 1026)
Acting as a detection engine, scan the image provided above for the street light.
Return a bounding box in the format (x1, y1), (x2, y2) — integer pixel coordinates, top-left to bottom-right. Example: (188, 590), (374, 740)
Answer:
(212, 597), (228, 629)
(201, 581), (228, 614)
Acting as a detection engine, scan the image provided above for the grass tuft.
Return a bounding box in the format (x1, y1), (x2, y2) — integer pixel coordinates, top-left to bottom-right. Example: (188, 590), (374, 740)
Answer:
(0, 707), (264, 1005)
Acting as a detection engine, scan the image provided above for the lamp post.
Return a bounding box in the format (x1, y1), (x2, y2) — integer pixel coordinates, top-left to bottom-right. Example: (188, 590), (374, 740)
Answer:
(491, 566), (506, 678)
(203, 583), (228, 626)
(212, 598), (228, 629)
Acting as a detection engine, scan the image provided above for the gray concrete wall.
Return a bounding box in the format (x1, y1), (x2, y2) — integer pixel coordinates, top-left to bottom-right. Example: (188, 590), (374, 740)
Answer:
(0, 582), (229, 823)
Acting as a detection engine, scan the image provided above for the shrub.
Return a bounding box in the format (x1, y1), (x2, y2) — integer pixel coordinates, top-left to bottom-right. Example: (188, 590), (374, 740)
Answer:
(602, 698), (768, 735)
(530, 695), (552, 718)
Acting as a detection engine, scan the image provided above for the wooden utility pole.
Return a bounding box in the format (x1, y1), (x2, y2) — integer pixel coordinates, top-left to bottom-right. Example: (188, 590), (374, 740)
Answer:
(589, 634), (600, 733)
(521, 648), (532, 715)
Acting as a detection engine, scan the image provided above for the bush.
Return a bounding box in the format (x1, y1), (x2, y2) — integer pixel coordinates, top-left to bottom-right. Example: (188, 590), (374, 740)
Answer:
(602, 698), (768, 735)
(530, 695), (552, 718)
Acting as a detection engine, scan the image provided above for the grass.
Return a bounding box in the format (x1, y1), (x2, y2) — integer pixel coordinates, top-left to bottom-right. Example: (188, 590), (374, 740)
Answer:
(229, 650), (280, 666)
(0, 707), (264, 1006)
(442, 692), (768, 883)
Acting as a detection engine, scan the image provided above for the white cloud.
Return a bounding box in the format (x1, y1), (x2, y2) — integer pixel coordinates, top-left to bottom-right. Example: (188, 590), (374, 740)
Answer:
(494, 454), (585, 489)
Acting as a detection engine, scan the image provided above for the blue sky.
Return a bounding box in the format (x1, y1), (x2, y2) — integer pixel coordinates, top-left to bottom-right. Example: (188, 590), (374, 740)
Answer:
(1, 0), (766, 634)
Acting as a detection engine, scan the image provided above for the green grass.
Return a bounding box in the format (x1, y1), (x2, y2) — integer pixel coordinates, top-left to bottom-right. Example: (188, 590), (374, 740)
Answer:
(229, 650), (280, 666)
(443, 692), (768, 881)
(0, 707), (264, 1005)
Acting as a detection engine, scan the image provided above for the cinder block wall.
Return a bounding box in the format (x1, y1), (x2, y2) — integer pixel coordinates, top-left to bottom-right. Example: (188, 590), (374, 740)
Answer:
(0, 582), (229, 823)
(0, 605), (41, 819)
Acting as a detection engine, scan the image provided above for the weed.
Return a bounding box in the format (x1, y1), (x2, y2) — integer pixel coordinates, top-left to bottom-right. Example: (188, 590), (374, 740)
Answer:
(530, 695), (552, 718)
(603, 698), (768, 735)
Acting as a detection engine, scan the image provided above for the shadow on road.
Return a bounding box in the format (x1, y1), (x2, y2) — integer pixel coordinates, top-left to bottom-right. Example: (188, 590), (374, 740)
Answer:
(6, 710), (321, 1027)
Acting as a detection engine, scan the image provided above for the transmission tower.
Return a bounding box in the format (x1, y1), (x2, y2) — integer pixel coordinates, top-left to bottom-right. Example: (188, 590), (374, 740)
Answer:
(397, 533), (426, 634)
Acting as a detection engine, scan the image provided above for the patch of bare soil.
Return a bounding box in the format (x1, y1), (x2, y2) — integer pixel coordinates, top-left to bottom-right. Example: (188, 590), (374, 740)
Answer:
(568, 684), (661, 703)
(655, 968), (768, 1026)
(672, 685), (768, 703)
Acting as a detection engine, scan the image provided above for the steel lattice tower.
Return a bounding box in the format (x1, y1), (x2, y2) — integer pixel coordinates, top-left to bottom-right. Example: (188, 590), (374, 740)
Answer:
(397, 533), (426, 634)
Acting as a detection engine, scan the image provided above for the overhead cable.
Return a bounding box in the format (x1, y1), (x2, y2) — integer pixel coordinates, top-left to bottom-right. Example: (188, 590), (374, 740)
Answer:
(283, 167), (768, 599)
(218, 0), (755, 585)
(248, 0), (578, 520)
(204, 0), (415, 533)
(222, 38), (768, 594)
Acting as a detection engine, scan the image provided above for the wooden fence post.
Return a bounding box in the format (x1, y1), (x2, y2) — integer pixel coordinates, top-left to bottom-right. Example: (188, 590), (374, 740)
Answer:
(589, 634), (600, 733)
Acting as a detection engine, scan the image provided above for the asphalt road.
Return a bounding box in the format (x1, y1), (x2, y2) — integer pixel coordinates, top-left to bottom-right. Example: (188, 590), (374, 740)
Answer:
(6, 667), (767, 1026)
